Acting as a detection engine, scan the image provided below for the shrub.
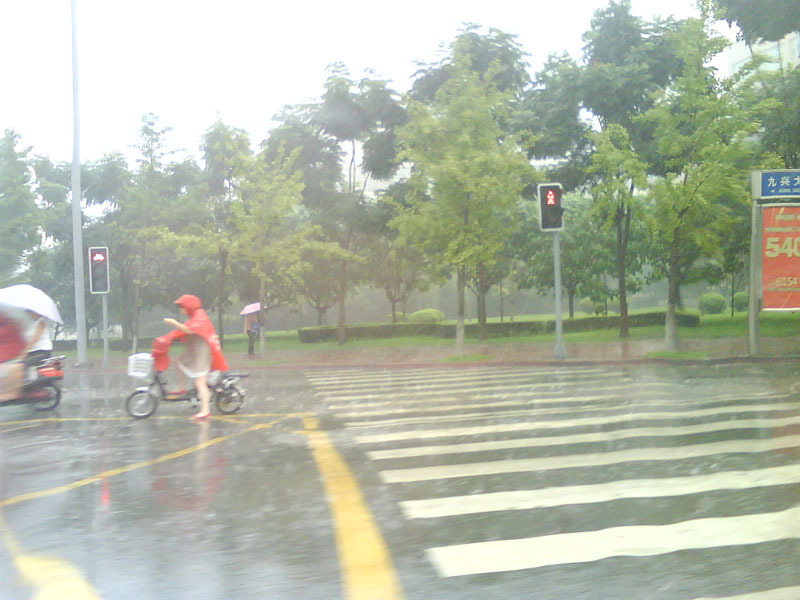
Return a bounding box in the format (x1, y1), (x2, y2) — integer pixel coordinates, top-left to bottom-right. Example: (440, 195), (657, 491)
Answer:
(408, 308), (444, 323)
(577, 298), (594, 315)
(387, 313), (407, 323)
(297, 310), (700, 342)
(298, 322), (438, 343)
(698, 292), (727, 315)
(733, 291), (748, 312)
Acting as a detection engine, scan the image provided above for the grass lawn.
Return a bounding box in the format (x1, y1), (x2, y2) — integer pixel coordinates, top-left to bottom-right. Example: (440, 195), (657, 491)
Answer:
(61, 310), (799, 363)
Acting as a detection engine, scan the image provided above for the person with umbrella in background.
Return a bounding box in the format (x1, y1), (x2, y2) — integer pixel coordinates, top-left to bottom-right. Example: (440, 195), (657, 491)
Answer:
(240, 303), (260, 358)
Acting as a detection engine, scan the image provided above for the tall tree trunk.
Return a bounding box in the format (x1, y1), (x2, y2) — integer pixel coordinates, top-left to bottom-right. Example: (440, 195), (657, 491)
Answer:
(568, 290), (575, 319)
(217, 247), (227, 348)
(477, 263), (488, 340)
(499, 278), (504, 323)
(259, 279), (267, 356)
(665, 237), (681, 352)
(456, 268), (466, 356)
(337, 260), (347, 345)
(617, 204), (630, 338)
(391, 301), (397, 323)
(132, 292), (140, 355)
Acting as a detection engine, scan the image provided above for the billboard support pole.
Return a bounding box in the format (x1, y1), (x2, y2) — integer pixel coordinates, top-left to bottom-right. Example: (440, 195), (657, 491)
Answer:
(748, 196), (760, 355)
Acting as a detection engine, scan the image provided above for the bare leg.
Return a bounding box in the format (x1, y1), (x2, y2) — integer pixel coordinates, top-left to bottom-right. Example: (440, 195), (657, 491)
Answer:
(192, 374), (211, 419)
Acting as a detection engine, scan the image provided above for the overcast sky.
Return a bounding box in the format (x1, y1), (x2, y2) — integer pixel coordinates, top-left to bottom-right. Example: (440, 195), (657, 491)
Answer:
(1, 0), (733, 166)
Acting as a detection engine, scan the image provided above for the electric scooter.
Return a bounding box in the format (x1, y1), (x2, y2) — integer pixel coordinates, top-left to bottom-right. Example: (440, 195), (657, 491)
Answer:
(1, 355), (65, 410)
(125, 350), (247, 419)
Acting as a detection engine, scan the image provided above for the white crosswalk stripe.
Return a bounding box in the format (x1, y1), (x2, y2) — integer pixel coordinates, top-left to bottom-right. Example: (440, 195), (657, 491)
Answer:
(379, 434), (800, 483)
(399, 463), (800, 518)
(305, 365), (800, 596)
(426, 503), (800, 576)
(357, 414), (800, 445)
(693, 587), (800, 599)
(344, 400), (800, 429)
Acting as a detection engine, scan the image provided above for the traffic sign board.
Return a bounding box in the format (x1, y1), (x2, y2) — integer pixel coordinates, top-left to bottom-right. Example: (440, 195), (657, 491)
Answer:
(752, 170), (800, 200)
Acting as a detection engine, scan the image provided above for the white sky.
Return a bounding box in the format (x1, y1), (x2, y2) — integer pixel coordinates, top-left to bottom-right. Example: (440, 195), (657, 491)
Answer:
(0, 0), (733, 166)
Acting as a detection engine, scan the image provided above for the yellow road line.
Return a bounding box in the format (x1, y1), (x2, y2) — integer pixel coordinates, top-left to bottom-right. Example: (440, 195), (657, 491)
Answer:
(0, 418), (287, 509)
(0, 412), (311, 428)
(0, 424), (41, 434)
(0, 512), (101, 599)
(300, 416), (404, 600)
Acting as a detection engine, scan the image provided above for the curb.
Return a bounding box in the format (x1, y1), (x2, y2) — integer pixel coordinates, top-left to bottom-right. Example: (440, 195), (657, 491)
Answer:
(68, 354), (800, 373)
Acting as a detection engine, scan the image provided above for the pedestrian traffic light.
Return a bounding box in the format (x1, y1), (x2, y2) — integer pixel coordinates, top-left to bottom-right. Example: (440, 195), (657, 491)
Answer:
(538, 183), (564, 231)
(88, 246), (110, 294)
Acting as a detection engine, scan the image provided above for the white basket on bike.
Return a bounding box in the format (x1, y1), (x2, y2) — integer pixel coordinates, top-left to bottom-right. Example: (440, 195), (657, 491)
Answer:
(127, 353), (153, 378)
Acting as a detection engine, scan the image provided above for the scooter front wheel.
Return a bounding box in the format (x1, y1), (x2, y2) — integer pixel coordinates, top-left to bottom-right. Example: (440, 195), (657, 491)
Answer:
(126, 389), (158, 418)
(32, 384), (61, 411)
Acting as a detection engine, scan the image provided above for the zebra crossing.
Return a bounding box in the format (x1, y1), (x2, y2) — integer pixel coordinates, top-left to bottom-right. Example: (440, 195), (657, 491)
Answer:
(305, 364), (800, 599)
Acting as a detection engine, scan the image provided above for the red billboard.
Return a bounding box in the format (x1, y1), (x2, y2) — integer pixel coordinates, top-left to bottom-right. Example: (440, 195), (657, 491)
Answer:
(762, 204), (800, 310)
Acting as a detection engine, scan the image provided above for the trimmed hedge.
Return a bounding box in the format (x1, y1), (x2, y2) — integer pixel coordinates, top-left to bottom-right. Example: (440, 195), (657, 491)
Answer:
(408, 308), (444, 323)
(699, 292), (726, 315)
(298, 322), (440, 343)
(733, 291), (748, 312)
(297, 311), (699, 343)
(54, 337), (157, 351)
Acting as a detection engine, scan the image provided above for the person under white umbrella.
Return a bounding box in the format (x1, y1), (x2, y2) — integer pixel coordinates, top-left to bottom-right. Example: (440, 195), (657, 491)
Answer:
(0, 304), (32, 400)
(0, 285), (62, 368)
(0, 285), (63, 325)
(240, 303), (260, 358)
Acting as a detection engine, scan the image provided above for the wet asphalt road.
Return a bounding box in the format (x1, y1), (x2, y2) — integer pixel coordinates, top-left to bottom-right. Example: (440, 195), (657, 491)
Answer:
(1, 361), (799, 599)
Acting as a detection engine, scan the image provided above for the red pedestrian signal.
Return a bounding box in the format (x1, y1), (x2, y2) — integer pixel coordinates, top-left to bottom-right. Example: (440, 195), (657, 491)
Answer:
(538, 183), (563, 231)
(88, 246), (110, 294)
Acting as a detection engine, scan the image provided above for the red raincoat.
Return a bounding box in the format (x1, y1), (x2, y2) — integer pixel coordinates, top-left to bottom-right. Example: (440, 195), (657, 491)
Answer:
(152, 295), (228, 373)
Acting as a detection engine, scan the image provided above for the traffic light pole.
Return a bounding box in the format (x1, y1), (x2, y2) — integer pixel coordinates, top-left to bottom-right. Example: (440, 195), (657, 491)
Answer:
(553, 231), (567, 360)
(102, 294), (109, 366)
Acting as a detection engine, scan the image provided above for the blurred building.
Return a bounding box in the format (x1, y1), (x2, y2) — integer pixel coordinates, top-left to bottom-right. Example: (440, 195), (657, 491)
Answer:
(728, 31), (800, 75)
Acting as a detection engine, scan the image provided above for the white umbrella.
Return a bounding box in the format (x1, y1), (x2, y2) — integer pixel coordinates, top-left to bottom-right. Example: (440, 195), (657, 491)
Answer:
(0, 285), (63, 324)
(239, 302), (260, 316)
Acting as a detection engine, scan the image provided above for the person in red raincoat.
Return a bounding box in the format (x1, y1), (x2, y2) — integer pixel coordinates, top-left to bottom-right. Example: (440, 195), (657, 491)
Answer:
(163, 295), (227, 421)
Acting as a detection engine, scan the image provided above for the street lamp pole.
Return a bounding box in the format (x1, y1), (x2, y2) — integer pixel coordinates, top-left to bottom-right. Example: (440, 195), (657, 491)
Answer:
(71, 0), (88, 364)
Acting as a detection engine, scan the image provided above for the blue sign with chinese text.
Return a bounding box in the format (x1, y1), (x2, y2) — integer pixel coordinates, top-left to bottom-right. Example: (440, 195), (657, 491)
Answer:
(759, 170), (800, 199)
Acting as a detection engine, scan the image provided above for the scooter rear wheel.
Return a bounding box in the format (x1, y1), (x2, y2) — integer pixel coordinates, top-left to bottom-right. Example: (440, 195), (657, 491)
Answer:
(32, 384), (61, 411)
(215, 386), (244, 414)
(126, 389), (158, 418)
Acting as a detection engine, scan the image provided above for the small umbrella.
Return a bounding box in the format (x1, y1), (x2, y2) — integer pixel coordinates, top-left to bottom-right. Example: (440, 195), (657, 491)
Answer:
(239, 302), (260, 316)
(0, 284), (63, 324)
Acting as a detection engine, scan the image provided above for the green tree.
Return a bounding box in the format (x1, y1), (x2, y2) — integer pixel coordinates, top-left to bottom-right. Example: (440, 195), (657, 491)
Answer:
(749, 68), (800, 169)
(302, 66), (407, 343)
(514, 195), (612, 319)
(395, 39), (532, 352)
(640, 18), (761, 350)
(0, 130), (40, 278)
(587, 124), (649, 337)
(99, 114), (210, 349)
(200, 120), (253, 345)
(232, 148), (307, 355)
(366, 190), (433, 323)
(712, 0), (800, 43)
